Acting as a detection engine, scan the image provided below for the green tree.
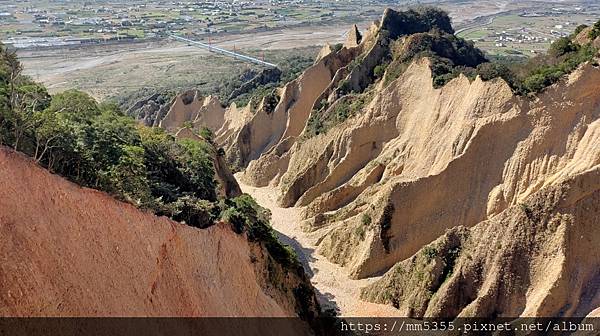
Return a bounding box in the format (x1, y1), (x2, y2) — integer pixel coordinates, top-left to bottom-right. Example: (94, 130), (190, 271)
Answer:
(46, 89), (99, 123)
(32, 108), (70, 164)
(9, 82), (50, 151)
(177, 138), (217, 202)
(0, 45), (50, 150)
(373, 64), (387, 79)
(549, 37), (577, 57)
(108, 145), (151, 205)
(139, 126), (188, 203)
(87, 109), (141, 187)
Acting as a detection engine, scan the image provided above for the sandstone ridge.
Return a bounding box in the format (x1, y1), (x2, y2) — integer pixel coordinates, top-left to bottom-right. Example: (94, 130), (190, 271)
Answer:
(140, 8), (600, 319)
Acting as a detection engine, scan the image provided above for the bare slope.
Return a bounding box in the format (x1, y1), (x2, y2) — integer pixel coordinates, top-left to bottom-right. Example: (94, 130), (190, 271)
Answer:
(231, 14), (600, 283)
(362, 167), (600, 318)
(0, 148), (317, 324)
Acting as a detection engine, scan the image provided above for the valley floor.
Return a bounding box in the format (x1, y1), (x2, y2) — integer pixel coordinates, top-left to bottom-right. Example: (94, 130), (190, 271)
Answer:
(237, 174), (399, 317)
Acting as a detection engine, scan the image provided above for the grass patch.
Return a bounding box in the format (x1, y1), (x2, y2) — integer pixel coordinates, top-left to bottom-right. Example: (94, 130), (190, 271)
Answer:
(305, 90), (375, 137)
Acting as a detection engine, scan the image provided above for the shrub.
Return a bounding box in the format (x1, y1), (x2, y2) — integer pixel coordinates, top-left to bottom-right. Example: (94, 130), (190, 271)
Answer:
(314, 99), (328, 112)
(332, 99), (351, 122)
(422, 246), (438, 261)
(383, 59), (409, 85)
(305, 91), (374, 137)
(373, 64), (387, 79)
(476, 62), (511, 81)
(220, 194), (300, 269)
(471, 34), (598, 95)
(337, 79), (353, 95)
(198, 126), (214, 141)
(262, 89), (280, 114)
(549, 37), (577, 57)
(306, 114), (325, 136)
(382, 30), (488, 89)
(221, 206), (246, 233)
(361, 213), (372, 226)
(571, 24), (588, 39)
(441, 246), (461, 281)
(293, 284), (316, 320)
(171, 196), (218, 229)
(380, 7), (454, 40)
(380, 203), (395, 252)
(588, 20), (600, 40)
(354, 225), (366, 239)
(517, 43), (597, 94)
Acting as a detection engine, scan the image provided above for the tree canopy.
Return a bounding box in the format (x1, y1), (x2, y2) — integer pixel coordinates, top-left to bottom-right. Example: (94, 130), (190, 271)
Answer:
(0, 43), (220, 225)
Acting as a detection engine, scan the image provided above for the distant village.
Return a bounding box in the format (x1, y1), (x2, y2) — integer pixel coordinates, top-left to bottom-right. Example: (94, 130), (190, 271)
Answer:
(1, 0), (599, 54)
(0, 0), (378, 49)
(458, 5), (600, 55)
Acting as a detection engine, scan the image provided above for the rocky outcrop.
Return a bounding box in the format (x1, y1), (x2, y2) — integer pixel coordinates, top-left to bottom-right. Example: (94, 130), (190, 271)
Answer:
(228, 67), (282, 102)
(126, 92), (172, 127)
(0, 148), (318, 324)
(229, 21), (600, 276)
(287, 60), (600, 281)
(137, 8), (600, 320)
(212, 8), (600, 320)
(191, 95), (227, 132)
(315, 44), (333, 63)
(159, 90), (204, 131)
(159, 91), (226, 133)
(361, 167), (600, 318)
(574, 26), (600, 48)
(224, 45), (361, 173)
(344, 24), (362, 48)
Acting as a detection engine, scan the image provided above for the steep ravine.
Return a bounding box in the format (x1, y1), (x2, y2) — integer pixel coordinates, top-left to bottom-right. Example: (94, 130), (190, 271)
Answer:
(236, 174), (400, 317)
(130, 7), (600, 319)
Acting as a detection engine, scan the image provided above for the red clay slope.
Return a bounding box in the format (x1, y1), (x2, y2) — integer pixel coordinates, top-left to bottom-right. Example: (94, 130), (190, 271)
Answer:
(0, 148), (300, 318)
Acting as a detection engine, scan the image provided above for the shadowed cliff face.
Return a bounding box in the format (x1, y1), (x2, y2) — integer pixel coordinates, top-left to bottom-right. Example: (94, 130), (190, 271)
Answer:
(0, 148), (317, 325)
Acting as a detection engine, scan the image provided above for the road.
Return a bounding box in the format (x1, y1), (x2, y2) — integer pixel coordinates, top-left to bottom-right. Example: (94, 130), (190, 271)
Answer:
(455, 15), (496, 36)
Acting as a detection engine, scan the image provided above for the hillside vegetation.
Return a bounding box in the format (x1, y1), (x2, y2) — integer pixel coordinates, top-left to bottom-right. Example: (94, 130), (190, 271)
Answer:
(0, 43), (301, 273)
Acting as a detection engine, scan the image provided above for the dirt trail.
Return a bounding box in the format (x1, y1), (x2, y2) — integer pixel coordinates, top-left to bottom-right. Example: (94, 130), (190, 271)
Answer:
(237, 174), (399, 317)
